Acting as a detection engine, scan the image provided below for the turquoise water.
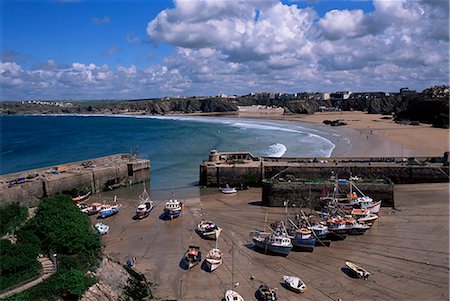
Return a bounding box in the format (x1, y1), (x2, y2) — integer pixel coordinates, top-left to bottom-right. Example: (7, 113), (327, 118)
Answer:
(0, 115), (350, 198)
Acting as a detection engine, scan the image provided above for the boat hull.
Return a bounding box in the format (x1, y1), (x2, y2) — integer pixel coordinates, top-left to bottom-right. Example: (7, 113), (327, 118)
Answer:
(205, 258), (222, 272)
(164, 209), (182, 219)
(100, 209), (119, 218)
(292, 236), (316, 252)
(253, 238), (292, 256)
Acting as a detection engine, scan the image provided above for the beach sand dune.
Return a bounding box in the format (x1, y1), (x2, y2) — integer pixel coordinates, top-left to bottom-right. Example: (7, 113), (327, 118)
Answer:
(95, 183), (449, 301)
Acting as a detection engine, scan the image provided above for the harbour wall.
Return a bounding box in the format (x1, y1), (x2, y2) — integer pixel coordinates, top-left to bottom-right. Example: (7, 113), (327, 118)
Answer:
(200, 162), (450, 187)
(199, 150), (449, 207)
(0, 154), (150, 207)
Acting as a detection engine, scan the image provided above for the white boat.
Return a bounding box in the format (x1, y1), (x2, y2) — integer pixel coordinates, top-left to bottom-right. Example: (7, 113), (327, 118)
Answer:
(252, 221), (293, 256)
(220, 184), (237, 194)
(357, 213), (379, 224)
(224, 289), (244, 301)
(362, 200), (382, 214)
(79, 202), (104, 215)
(346, 218), (370, 235)
(135, 185), (153, 219)
(196, 220), (221, 239)
(164, 196), (183, 219)
(345, 261), (370, 279)
(282, 275), (307, 293)
(95, 222), (109, 235)
(205, 248), (223, 272)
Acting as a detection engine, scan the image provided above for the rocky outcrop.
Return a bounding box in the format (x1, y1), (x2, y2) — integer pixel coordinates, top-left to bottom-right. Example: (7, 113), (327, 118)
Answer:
(81, 257), (130, 301)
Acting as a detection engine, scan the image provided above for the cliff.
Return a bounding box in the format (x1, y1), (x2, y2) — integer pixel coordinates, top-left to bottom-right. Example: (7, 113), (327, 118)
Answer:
(1, 85), (448, 127)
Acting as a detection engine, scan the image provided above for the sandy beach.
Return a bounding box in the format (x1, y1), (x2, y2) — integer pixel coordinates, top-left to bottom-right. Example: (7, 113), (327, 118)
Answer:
(260, 111), (449, 157)
(95, 182), (449, 301)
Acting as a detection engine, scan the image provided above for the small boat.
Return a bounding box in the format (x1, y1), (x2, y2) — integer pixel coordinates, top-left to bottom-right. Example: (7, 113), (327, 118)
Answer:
(95, 222), (109, 235)
(135, 185), (153, 219)
(346, 218), (370, 235)
(290, 228), (316, 252)
(224, 290), (244, 301)
(345, 261), (370, 279)
(220, 184), (237, 194)
(256, 284), (277, 301)
(196, 220), (221, 239)
(183, 245), (201, 269)
(357, 213), (379, 224)
(72, 191), (91, 202)
(205, 248), (223, 272)
(164, 197), (183, 219)
(252, 221), (292, 256)
(79, 202), (104, 215)
(282, 275), (307, 293)
(99, 198), (122, 218)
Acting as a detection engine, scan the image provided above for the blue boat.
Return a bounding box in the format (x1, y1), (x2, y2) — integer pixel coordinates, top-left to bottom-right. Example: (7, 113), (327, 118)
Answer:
(99, 204), (122, 218)
(291, 228), (316, 252)
(252, 221), (293, 256)
(164, 198), (183, 219)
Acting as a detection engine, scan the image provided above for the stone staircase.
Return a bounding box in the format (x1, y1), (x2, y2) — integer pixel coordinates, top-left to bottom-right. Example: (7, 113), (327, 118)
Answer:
(0, 255), (56, 299)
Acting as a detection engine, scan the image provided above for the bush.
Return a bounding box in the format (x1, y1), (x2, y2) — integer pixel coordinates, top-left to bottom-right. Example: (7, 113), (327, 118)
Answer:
(0, 203), (28, 236)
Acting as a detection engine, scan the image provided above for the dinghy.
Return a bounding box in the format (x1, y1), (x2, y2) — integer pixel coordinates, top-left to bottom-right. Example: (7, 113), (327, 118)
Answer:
(345, 261), (370, 279)
(182, 245), (201, 269)
(282, 275), (307, 293)
(72, 191), (91, 202)
(136, 185), (153, 219)
(95, 222), (109, 235)
(196, 220), (221, 239)
(256, 284), (277, 301)
(220, 184), (237, 194)
(205, 248), (223, 272)
(224, 290), (244, 301)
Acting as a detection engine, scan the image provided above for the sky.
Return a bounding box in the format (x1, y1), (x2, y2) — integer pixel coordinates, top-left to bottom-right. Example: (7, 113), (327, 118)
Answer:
(0, 0), (449, 100)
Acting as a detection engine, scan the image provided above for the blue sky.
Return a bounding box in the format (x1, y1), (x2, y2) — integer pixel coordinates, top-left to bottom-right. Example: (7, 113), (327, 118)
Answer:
(1, 0), (448, 100)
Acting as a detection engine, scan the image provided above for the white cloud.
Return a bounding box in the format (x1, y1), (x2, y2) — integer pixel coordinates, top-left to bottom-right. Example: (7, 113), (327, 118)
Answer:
(1, 0), (448, 100)
(92, 16), (110, 26)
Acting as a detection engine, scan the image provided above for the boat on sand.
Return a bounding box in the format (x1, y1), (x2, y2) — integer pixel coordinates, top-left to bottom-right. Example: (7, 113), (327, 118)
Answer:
(135, 185), (153, 219)
(182, 245), (201, 269)
(220, 184), (237, 194)
(282, 275), (307, 293)
(256, 284), (277, 300)
(224, 290), (244, 301)
(95, 222), (109, 235)
(72, 191), (91, 202)
(345, 261), (370, 279)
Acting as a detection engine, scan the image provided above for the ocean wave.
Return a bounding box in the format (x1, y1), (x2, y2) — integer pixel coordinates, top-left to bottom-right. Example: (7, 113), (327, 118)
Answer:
(266, 143), (287, 157)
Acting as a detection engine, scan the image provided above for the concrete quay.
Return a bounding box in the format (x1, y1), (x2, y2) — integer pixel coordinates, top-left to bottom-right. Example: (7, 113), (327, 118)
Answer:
(199, 150), (449, 207)
(0, 154), (150, 206)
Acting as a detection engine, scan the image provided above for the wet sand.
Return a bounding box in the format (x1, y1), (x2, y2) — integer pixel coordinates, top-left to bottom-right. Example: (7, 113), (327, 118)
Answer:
(93, 183), (449, 301)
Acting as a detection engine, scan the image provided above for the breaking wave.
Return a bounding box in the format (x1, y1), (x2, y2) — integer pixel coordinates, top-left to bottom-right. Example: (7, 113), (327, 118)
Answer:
(266, 143), (287, 157)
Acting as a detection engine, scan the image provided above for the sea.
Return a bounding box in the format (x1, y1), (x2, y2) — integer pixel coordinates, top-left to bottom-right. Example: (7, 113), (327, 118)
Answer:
(0, 115), (351, 199)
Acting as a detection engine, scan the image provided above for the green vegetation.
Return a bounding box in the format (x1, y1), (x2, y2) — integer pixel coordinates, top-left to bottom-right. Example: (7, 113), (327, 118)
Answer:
(0, 203), (28, 236)
(1, 195), (101, 300)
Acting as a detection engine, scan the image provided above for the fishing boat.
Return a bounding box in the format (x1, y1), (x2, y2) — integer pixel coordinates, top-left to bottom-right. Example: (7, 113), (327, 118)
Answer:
(346, 218), (370, 235)
(135, 185), (153, 219)
(224, 290), (244, 301)
(182, 245), (201, 269)
(164, 196), (182, 219)
(205, 248), (223, 272)
(94, 222), (109, 235)
(359, 200), (382, 214)
(78, 202), (104, 215)
(99, 203), (122, 218)
(290, 228), (316, 252)
(282, 275), (307, 293)
(196, 220), (221, 239)
(252, 221), (293, 256)
(357, 213), (379, 224)
(220, 184), (237, 194)
(345, 261), (370, 279)
(326, 217), (351, 239)
(72, 191), (91, 202)
(256, 284), (277, 301)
